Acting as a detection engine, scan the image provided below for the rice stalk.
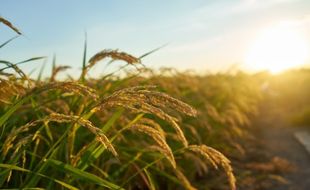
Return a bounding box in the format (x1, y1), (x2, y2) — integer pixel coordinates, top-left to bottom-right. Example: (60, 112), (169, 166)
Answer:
(174, 168), (197, 190)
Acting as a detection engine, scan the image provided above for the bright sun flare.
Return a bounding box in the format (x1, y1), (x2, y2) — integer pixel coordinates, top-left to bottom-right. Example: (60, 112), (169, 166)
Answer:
(245, 22), (309, 73)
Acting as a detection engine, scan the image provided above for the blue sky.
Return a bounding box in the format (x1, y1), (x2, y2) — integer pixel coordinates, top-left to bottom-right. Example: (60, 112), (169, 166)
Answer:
(1, 0), (310, 77)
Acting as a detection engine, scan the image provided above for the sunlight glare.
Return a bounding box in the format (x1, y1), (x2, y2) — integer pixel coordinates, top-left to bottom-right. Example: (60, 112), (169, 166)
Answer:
(245, 22), (309, 73)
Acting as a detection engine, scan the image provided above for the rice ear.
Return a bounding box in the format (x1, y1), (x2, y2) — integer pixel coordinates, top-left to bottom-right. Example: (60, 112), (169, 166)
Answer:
(92, 86), (191, 147)
(0, 60), (30, 84)
(46, 113), (118, 157)
(140, 91), (197, 117)
(188, 145), (236, 190)
(0, 16), (22, 35)
(50, 65), (71, 82)
(88, 49), (141, 66)
(131, 124), (176, 168)
(30, 81), (99, 100)
(2, 120), (41, 157)
(81, 49), (141, 78)
(138, 118), (166, 138)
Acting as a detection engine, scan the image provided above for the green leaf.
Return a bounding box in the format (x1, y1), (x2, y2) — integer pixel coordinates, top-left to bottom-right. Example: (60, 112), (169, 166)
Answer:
(0, 96), (30, 127)
(77, 113), (144, 172)
(45, 159), (123, 190)
(101, 108), (124, 133)
(17, 57), (46, 64)
(80, 31), (87, 82)
(52, 54), (56, 72)
(0, 57), (46, 72)
(111, 152), (141, 179)
(139, 43), (168, 59)
(0, 35), (19, 49)
(37, 60), (46, 82)
(120, 149), (183, 187)
(0, 164), (79, 190)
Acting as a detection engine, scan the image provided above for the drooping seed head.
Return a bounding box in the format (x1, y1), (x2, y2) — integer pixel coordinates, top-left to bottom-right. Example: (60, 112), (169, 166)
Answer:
(0, 16), (22, 35)
(188, 145), (236, 190)
(131, 124), (176, 168)
(46, 113), (117, 156)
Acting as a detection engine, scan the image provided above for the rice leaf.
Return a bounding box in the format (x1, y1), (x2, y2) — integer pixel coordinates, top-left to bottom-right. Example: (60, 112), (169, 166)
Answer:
(0, 35), (19, 49)
(139, 43), (168, 59)
(45, 159), (123, 190)
(80, 32), (87, 82)
(0, 163), (79, 190)
(0, 97), (30, 127)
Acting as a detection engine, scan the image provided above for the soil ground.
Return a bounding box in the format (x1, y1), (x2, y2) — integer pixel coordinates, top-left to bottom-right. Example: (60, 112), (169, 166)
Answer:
(248, 109), (310, 190)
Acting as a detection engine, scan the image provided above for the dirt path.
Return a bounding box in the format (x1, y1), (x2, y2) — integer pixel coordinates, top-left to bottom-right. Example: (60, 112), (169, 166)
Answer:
(253, 116), (310, 190)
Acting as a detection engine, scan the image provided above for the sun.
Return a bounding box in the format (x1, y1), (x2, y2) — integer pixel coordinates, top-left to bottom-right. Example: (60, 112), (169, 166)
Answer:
(245, 22), (309, 73)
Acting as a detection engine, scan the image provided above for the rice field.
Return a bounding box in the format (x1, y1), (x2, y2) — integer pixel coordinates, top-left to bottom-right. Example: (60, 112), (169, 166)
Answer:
(1, 16), (310, 190)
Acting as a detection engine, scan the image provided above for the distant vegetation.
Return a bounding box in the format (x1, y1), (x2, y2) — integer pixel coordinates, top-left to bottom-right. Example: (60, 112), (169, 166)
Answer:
(265, 69), (310, 127)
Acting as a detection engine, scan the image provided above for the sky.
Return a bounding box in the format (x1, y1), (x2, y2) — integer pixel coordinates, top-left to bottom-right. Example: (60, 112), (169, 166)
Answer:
(1, 0), (310, 77)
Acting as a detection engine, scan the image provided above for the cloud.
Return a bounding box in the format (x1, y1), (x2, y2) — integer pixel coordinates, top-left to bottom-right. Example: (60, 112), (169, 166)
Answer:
(193, 0), (300, 19)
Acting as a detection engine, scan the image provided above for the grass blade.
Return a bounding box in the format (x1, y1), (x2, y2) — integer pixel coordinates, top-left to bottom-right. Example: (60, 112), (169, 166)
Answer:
(0, 57), (46, 72)
(0, 35), (19, 49)
(80, 32), (87, 82)
(0, 164), (79, 190)
(45, 159), (123, 190)
(37, 59), (47, 82)
(0, 97), (30, 127)
(139, 43), (168, 59)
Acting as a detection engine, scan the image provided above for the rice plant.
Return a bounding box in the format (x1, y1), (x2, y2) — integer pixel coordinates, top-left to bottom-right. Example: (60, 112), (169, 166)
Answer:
(0, 16), (274, 190)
